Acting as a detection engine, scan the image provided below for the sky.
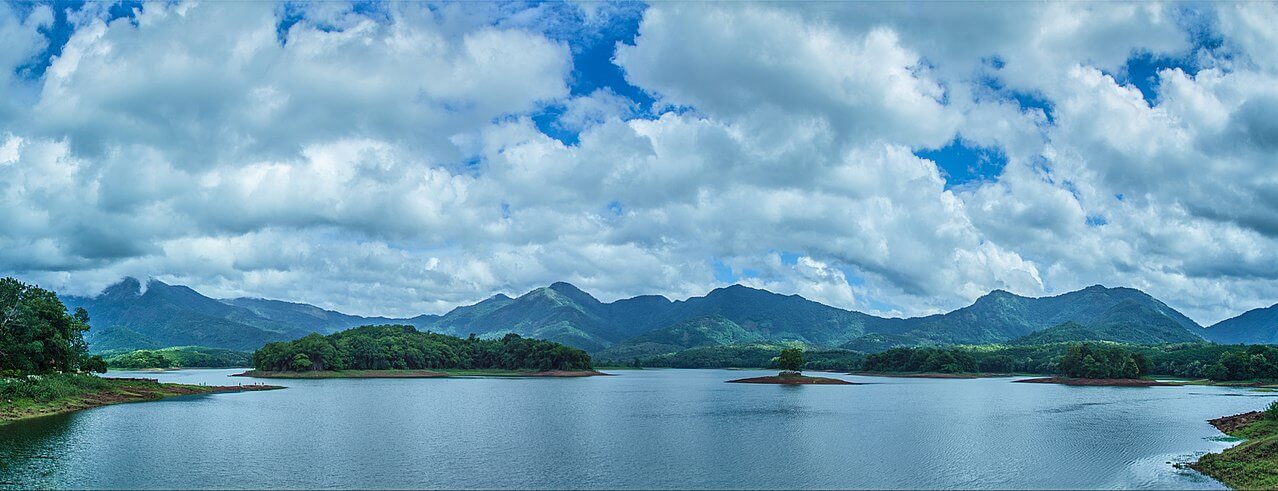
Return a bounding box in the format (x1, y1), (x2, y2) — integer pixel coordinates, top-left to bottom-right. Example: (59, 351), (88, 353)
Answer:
(1, 1), (1276, 325)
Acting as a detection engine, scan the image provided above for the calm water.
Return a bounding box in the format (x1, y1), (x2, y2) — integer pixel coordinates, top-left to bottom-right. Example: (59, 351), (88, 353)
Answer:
(0, 369), (1272, 489)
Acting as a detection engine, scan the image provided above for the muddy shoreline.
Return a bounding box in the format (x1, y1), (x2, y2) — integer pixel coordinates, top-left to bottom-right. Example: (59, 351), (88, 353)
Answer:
(1013, 377), (1182, 387)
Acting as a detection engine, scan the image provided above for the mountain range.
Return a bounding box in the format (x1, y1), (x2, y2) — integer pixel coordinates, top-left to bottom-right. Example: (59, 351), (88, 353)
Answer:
(60, 277), (1277, 355)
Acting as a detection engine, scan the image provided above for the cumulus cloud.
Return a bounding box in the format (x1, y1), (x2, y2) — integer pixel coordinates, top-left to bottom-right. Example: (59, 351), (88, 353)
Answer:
(0, 1), (1276, 325)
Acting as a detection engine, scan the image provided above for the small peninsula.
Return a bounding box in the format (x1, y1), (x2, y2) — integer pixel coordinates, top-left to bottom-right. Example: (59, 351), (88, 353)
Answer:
(248, 325), (605, 378)
(1, 375), (280, 424)
(1191, 405), (1278, 489)
(726, 348), (856, 385)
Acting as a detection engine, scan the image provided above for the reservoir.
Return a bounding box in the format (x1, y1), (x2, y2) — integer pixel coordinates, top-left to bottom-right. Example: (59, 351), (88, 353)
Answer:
(0, 369), (1268, 489)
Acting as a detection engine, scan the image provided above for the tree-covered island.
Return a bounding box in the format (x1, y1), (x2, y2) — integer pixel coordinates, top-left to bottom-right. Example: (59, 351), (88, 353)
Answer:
(240, 324), (603, 378)
(727, 348), (856, 385)
(0, 278), (279, 424)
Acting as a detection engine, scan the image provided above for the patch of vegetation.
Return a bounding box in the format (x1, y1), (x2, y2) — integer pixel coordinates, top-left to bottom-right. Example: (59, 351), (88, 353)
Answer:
(252, 325), (593, 372)
(1, 278), (105, 374)
(101, 346), (253, 369)
(1193, 406), (1278, 489)
(607, 343), (863, 371)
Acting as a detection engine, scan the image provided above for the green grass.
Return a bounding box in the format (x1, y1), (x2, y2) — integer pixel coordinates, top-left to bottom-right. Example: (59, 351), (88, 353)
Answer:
(1193, 414), (1278, 489)
(0, 374), (222, 423)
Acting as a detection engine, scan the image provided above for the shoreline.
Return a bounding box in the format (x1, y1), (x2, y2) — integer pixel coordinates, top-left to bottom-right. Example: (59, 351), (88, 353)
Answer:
(1013, 377), (1182, 387)
(233, 369), (608, 379)
(1, 377), (282, 424)
(1189, 410), (1278, 489)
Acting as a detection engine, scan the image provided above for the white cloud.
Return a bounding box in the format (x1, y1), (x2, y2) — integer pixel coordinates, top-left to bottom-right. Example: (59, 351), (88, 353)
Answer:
(1, 1), (1277, 327)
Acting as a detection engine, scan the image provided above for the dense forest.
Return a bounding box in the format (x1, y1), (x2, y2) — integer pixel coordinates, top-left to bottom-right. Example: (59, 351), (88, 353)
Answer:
(859, 342), (1278, 381)
(253, 325), (593, 372)
(103, 346), (252, 369)
(0, 278), (105, 375)
(605, 343), (864, 371)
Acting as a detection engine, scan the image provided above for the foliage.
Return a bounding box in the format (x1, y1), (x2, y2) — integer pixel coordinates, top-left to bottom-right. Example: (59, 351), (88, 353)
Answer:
(777, 348), (805, 372)
(1057, 343), (1145, 379)
(1267, 401), (1278, 421)
(611, 343), (862, 371)
(102, 346), (253, 369)
(0, 277), (102, 374)
(863, 347), (981, 374)
(252, 325), (593, 372)
(0, 373), (112, 403)
(1192, 413), (1278, 489)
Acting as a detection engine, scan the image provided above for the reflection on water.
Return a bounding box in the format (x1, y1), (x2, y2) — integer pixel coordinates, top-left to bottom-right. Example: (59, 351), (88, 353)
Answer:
(0, 368), (1271, 489)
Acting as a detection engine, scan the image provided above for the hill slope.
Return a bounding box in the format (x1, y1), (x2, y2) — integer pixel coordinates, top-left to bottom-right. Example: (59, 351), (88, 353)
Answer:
(63, 278), (313, 351)
(1203, 304), (1278, 344)
(841, 285), (1205, 351)
(1010, 300), (1206, 345)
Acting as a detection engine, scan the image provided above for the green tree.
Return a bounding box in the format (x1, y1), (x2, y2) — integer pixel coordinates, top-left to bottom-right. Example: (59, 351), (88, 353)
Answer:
(778, 348), (805, 373)
(0, 277), (96, 374)
(290, 353), (313, 371)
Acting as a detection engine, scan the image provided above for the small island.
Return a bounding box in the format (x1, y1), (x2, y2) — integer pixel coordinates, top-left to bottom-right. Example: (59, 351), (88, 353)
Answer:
(0, 277), (282, 424)
(727, 348), (857, 385)
(245, 325), (606, 378)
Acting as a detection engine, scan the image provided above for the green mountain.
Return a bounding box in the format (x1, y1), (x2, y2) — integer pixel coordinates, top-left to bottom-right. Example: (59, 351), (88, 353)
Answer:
(63, 278), (313, 351)
(595, 315), (765, 359)
(1010, 300), (1206, 345)
(223, 297), (437, 334)
(653, 285), (901, 346)
(428, 283), (619, 351)
(840, 285), (1205, 351)
(61, 277), (1220, 355)
(1202, 303), (1278, 344)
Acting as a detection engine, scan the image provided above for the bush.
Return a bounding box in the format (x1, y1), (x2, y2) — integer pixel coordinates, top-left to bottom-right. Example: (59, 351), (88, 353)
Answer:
(0, 374), (111, 402)
(1265, 401), (1278, 421)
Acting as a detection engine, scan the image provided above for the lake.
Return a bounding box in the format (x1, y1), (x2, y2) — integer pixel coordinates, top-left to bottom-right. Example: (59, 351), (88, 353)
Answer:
(0, 369), (1270, 489)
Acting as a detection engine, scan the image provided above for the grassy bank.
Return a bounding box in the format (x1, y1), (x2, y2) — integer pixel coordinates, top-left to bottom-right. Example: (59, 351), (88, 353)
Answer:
(1191, 410), (1278, 489)
(0, 374), (280, 424)
(234, 368), (606, 379)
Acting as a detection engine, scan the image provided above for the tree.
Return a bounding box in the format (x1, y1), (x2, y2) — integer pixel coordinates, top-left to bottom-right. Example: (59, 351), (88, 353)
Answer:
(778, 348), (805, 373)
(0, 277), (96, 374)
(290, 353), (313, 371)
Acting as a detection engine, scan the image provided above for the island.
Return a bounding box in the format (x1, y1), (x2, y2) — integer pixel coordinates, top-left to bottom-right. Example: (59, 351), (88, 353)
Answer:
(245, 325), (606, 378)
(1190, 404), (1278, 489)
(726, 348), (857, 385)
(0, 277), (282, 424)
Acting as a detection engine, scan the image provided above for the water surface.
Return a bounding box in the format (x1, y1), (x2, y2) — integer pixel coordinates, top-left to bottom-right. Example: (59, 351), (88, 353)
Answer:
(0, 369), (1269, 489)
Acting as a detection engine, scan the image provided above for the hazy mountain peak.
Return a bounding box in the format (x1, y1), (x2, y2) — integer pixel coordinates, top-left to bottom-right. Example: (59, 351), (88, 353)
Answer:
(100, 277), (143, 298)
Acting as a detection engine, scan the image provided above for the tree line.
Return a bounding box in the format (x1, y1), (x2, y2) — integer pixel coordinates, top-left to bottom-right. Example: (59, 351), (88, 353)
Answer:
(253, 325), (594, 372)
(860, 342), (1278, 381)
(0, 277), (104, 375)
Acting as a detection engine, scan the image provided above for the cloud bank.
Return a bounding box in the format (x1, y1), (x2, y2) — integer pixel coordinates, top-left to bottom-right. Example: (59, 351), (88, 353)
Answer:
(1, 1), (1275, 324)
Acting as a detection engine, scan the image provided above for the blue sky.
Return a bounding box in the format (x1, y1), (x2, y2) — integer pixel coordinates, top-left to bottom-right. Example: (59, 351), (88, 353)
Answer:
(1, 1), (1276, 324)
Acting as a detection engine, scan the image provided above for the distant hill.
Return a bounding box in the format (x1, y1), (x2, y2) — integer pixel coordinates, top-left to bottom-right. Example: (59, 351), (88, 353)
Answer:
(64, 278), (431, 352)
(595, 315), (765, 359)
(428, 283), (899, 353)
(839, 285), (1205, 351)
(1009, 300), (1206, 345)
(63, 278), (314, 351)
(1202, 304), (1278, 344)
(223, 297), (437, 334)
(62, 277), (1226, 354)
